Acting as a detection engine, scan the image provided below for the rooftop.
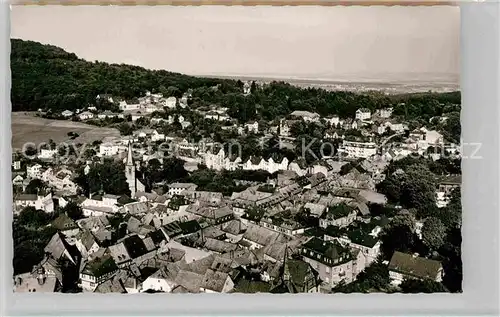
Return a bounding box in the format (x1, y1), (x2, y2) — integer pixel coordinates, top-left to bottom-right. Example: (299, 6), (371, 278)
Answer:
(82, 255), (118, 278)
(388, 251), (442, 280)
(302, 237), (351, 265)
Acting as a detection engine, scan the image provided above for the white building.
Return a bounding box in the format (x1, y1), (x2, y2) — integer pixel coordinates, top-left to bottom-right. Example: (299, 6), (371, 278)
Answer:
(80, 255), (118, 292)
(38, 149), (57, 160)
(14, 192), (55, 213)
(78, 111), (94, 121)
(339, 140), (377, 158)
(324, 115), (341, 127)
(99, 143), (120, 157)
(97, 111), (124, 120)
(244, 121), (259, 134)
(355, 108), (371, 121)
(164, 97), (177, 109)
(241, 156), (289, 174)
(168, 183), (198, 196)
(27, 164), (43, 179)
(61, 110), (74, 118)
(379, 108), (393, 118)
(13, 160), (21, 170)
(388, 251), (443, 286)
(279, 119), (291, 137)
(290, 110), (320, 123)
(119, 101), (140, 111)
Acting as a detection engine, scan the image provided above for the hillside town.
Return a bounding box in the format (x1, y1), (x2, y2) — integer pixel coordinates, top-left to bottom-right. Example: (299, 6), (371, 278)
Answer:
(12, 81), (462, 294)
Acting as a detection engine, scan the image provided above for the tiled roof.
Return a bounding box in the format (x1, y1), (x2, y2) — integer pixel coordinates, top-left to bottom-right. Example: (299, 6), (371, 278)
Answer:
(388, 251), (442, 280)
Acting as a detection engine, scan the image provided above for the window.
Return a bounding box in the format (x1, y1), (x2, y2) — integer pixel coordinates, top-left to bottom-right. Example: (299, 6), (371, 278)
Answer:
(326, 267), (330, 273)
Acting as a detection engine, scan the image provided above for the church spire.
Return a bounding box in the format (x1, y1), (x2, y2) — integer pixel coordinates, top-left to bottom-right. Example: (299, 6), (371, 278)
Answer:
(126, 140), (134, 166)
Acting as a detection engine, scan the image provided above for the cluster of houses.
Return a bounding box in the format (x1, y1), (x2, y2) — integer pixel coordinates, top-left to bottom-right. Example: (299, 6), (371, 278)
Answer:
(14, 89), (459, 293)
(13, 137), (454, 293)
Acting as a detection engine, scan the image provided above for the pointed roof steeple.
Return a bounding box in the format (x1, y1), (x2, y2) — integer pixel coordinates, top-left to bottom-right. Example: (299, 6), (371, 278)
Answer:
(126, 140), (134, 166)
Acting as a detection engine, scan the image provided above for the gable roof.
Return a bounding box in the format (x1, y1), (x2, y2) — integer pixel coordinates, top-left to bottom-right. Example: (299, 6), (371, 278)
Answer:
(174, 270), (203, 293)
(388, 251), (442, 280)
(51, 214), (78, 231)
(122, 235), (149, 259)
(77, 230), (98, 250)
(82, 255), (118, 278)
(201, 269), (231, 292)
(243, 223), (289, 247)
(302, 237), (351, 264)
(44, 232), (79, 263)
(203, 238), (239, 254)
(94, 277), (127, 293)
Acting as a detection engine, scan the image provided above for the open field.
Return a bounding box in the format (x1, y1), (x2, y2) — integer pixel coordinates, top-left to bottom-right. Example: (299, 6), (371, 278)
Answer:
(11, 112), (120, 151)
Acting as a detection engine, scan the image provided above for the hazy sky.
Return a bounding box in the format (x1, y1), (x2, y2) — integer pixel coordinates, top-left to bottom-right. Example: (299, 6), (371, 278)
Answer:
(10, 5), (460, 81)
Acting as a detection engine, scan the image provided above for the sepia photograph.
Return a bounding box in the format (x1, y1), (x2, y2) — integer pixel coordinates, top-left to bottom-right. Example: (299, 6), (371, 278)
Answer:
(10, 4), (461, 294)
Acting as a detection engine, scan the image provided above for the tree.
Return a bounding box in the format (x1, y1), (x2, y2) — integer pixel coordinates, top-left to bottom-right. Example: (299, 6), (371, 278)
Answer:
(62, 201), (83, 221)
(391, 210), (417, 232)
(400, 278), (448, 293)
(17, 206), (51, 227)
(118, 123), (133, 136)
(250, 81), (257, 94)
(380, 225), (416, 259)
(401, 165), (437, 216)
(421, 217), (447, 250)
(333, 262), (390, 293)
(25, 179), (46, 195)
(163, 157), (188, 183)
(440, 187), (462, 228)
(86, 159), (130, 195)
(83, 148), (96, 159)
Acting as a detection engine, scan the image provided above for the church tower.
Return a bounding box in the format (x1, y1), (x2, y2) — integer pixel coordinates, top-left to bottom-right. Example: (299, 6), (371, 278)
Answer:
(125, 141), (136, 198)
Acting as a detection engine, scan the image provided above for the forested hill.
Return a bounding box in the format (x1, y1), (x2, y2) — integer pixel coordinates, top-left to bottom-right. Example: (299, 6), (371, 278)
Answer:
(11, 39), (461, 123)
(10, 39), (230, 112)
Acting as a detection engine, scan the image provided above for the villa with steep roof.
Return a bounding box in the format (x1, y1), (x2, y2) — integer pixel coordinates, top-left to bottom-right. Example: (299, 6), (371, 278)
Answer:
(300, 238), (355, 288)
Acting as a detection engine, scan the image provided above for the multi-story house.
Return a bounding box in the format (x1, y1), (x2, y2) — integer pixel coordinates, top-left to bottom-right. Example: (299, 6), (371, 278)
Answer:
(319, 203), (358, 228)
(339, 140), (377, 158)
(259, 217), (306, 236)
(78, 111), (94, 121)
(168, 183), (198, 196)
(14, 192), (54, 214)
(324, 229), (381, 267)
(97, 111), (125, 120)
(388, 251), (444, 286)
(324, 115), (341, 127)
(244, 121), (259, 134)
(99, 142), (120, 157)
(27, 164), (43, 179)
(300, 238), (355, 287)
(290, 110), (321, 123)
(80, 255), (119, 291)
(242, 156), (290, 174)
(379, 107), (393, 118)
(355, 108), (371, 121)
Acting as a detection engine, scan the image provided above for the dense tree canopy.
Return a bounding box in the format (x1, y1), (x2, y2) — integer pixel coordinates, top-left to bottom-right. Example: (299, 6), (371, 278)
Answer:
(75, 159), (130, 196)
(400, 278), (448, 293)
(333, 262), (391, 293)
(11, 39), (224, 112)
(421, 217), (447, 250)
(13, 207), (58, 275)
(12, 39), (460, 128)
(62, 201), (84, 221)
